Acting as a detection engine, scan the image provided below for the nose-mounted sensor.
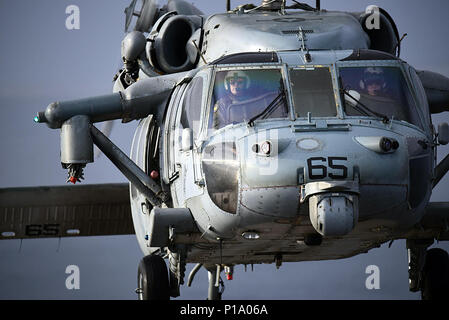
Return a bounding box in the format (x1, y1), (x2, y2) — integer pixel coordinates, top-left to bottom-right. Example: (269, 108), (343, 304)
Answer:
(380, 137), (399, 152)
(355, 136), (399, 154)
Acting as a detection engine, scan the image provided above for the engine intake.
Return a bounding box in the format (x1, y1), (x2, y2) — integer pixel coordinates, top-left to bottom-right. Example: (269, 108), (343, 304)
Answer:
(359, 7), (400, 56)
(147, 13), (202, 74)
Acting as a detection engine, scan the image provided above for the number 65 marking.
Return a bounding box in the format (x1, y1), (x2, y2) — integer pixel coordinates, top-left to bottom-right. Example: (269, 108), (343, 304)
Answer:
(307, 157), (348, 180)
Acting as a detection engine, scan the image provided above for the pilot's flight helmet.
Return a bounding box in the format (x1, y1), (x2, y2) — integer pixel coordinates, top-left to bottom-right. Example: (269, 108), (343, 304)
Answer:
(224, 70), (251, 91)
(360, 67), (387, 90)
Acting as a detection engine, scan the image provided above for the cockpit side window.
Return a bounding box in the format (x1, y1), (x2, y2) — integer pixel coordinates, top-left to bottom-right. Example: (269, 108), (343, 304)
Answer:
(208, 68), (288, 131)
(289, 67), (337, 117)
(339, 66), (422, 127)
(180, 77), (203, 139)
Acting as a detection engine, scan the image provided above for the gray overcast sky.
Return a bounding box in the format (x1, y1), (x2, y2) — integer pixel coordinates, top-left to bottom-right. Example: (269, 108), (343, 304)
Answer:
(0, 0), (448, 300)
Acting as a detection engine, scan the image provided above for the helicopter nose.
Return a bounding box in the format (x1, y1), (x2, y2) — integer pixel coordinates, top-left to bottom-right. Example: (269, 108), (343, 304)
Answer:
(238, 132), (301, 219)
(237, 126), (410, 236)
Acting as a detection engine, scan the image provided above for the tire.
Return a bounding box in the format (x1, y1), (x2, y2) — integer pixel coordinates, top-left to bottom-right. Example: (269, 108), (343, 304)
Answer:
(421, 248), (449, 300)
(137, 254), (170, 300)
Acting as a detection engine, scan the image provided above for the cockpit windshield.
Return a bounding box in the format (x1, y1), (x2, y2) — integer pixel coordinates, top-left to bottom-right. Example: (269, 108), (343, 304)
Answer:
(339, 66), (421, 126)
(290, 67), (337, 117)
(209, 69), (288, 131)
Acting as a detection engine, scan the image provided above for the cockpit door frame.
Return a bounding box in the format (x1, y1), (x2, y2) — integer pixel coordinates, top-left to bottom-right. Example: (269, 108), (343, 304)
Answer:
(190, 69), (211, 186)
(162, 83), (188, 189)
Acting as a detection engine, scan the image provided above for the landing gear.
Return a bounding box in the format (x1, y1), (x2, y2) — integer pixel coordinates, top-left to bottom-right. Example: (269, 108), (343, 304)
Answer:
(136, 254), (170, 300)
(206, 265), (225, 300)
(407, 240), (449, 300)
(168, 246), (187, 298)
(421, 248), (449, 300)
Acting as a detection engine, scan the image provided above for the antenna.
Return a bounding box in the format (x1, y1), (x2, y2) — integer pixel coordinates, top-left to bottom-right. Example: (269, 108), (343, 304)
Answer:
(226, 0), (231, 11)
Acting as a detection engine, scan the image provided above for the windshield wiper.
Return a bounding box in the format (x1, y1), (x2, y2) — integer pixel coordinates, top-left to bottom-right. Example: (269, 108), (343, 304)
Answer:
(248, 89), (286, 127)
(338, 77), (390, 124)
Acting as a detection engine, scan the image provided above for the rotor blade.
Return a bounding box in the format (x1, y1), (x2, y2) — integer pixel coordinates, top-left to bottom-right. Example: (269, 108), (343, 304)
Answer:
(134, 0), (159, 33)
(124, 0), (138, 33)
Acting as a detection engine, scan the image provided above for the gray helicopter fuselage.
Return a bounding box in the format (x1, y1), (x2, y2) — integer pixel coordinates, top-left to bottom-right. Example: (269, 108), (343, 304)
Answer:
(199, 10), (370, 65)
(130, 48), (434, 265)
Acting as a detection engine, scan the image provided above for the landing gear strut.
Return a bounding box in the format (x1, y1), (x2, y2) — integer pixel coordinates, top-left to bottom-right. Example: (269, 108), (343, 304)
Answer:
(136, 254), (170, 300)
(206, 265), (225, 300)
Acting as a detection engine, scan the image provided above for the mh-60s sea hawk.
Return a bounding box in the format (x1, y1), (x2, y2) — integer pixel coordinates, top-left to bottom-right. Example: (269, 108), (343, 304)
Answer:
(1, 0), (449, 300)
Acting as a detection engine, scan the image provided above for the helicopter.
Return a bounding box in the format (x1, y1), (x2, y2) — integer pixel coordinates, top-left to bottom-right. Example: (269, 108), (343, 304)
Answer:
(1, 0), (449, 300)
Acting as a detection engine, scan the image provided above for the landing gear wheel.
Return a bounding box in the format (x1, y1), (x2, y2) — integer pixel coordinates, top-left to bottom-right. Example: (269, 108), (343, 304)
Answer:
(421, 248), (449, 300)
(137, 254), (170, 300)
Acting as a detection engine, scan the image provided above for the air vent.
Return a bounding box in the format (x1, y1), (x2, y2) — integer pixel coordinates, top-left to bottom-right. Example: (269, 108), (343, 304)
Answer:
(282, 29), (314, 35)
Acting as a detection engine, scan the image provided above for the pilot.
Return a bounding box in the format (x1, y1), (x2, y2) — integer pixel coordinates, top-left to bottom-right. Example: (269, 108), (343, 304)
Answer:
(360, 67), (387, 97)
(356, 67), (396, 117)
(213, 70), (252, 129)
